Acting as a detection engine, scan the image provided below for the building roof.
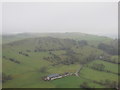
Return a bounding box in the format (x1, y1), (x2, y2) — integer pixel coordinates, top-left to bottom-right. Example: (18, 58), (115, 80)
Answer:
(47, 74), (60, 78)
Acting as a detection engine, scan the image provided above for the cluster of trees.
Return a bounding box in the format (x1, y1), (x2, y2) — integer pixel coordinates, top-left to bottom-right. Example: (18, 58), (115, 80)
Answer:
(60, 49), (78, 65)
(43, 49), (79, 65)
(89, 65), (118, 75)
(19, 52), (29, 57)
(2, 73), (13, 83)
(34, 47), (69, 53)
(80, 82), (91, 88)
(92, 80), (118, 89)
(60, 58), (75, 65)
(110, 57), (120, 64)
(34, 48), (47, 52)
(99, 55), (119, 64)
(43, 55), (61, 63)
(97, 52), (119, 64)
(100, 79), (119, 89)
(91, 79), (119, 89)
(49, 52), (61, 60)
(98, 42), (118, 55)
(3, 56), (20, 64)
(43, 57), (55, 62)
(36, 37), (78, 51)
(9, 58), (20, 64)
(78, 40), (88, 47)
(102, 58), (119, 64)
(44, 47), (103, 66)
(88, 63), (119, 75)
(90, 63), (105, 71)
(80, 76), (119, 89)
(79, 54), (98, 65)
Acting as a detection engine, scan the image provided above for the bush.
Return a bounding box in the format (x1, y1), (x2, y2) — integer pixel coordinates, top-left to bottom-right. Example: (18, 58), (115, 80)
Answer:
(2, 73), (13, 83)
(38, 67), (47, 73)
(78, 40), (88, 47)
(91, 63), (105, 71)
(80, 82), (90, 88)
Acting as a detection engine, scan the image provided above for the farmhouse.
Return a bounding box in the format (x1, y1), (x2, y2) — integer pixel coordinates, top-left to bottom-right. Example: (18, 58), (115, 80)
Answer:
(43, 72), (72, 81)
(43, 74), (62, 81)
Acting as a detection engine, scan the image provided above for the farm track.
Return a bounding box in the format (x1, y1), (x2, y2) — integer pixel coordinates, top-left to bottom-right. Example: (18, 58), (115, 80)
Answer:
(75, 65), (84, 76)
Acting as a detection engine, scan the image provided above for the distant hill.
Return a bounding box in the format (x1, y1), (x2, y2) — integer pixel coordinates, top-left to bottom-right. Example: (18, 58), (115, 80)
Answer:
(2, 33), (112, 46)
(3, 37), (77, 51)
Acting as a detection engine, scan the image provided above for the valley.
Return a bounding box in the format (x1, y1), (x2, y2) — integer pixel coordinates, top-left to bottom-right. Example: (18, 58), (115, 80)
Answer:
(2, 33), (119, 88)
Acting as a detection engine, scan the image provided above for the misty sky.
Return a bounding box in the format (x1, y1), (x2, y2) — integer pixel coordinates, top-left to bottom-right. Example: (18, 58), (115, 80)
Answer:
(2, 2), (118, 35)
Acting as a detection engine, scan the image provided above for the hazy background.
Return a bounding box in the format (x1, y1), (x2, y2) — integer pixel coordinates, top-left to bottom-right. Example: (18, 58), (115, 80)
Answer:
(2, 2), (118, 38)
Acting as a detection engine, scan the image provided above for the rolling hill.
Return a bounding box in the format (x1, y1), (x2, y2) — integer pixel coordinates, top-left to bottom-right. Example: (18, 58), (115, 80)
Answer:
(2, 33), (119, 88)
(2, 32), (112, 45)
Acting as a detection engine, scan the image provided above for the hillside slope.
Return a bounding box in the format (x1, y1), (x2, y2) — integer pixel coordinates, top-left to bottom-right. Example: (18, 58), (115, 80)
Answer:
(2, 34), (119, 88)
(2, 33), (112, 45)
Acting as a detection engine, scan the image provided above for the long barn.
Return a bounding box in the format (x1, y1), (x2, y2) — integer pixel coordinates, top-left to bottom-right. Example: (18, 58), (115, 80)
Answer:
(43, 72), (72, 81)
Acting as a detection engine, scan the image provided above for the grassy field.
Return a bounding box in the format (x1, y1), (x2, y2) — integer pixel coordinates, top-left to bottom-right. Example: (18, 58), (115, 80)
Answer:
(87, 60), (118, 73)
(50, 76), (104, 88)
(2, 33), (119, 88)
(2, 49), (81, 88)
(80, 67), (118, 82)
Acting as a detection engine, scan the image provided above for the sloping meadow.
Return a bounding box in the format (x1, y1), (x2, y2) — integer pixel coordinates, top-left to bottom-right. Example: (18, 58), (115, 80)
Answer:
(2, 33), (119, 88)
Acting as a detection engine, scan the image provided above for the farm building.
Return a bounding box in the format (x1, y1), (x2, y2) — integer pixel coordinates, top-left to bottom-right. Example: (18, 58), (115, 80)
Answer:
(43, 72), (72, 81)
(43, 74), (62, 81)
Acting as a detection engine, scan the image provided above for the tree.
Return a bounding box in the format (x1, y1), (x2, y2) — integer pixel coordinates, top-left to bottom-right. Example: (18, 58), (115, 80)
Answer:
(2, 73), (13, 83)
(80, 82), (90, 88)
(98, 42), (118, 55)
(38, 67), (47, 73)
(110, 81), (118, 88)
(61, 49), (78, 65)
(79, 54), (97, 65)
(78, 40), (88, 47)
(91, 63), (105, 71)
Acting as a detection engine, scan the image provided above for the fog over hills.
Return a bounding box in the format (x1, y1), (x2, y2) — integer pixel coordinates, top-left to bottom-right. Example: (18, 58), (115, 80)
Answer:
(2, 32), (118, 39)
(2, 2), (117, 39)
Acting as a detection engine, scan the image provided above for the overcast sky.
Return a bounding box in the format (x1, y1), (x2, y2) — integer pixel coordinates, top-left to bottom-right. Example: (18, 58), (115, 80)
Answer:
(2, 2), (118, 36)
